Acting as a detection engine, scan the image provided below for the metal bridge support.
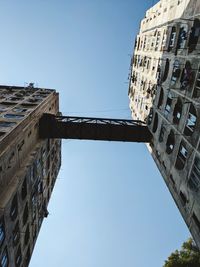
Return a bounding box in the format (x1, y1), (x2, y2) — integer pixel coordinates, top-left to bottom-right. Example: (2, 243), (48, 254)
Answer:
(39, 113), (152, 143)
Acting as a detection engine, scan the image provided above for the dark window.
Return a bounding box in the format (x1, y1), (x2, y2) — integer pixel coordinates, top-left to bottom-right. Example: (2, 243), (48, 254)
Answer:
(24, 247), (31, 266)
(24, 224), (30, 247)
(13, 221), (20, 246)
(152, 113), (158, 133)
(180, 191), (187, 206)
(164, 92), (173, 116)
(10, 194), (18, 221)
(188, 156), (200, 192)
(184, 104), (197, 136)
(180, 61), (194, 90)
(166, 130), (175, 154)
(173, 98), (182, 124)
(157, 87), (164, 109)
(15, 246), (22, 267)
(23, 203), (29, 226)
(188, 19), (200, 53)
(0, 218), (5, 246)
(21, 178), (27, 200)
(192, 66), (200, 98)
(1, 248), (9, 267)
(147, 108), (153, 125)
(192, 213), (200, 232)
(159, 124), (166, 142)
(175, 142), (188, 170)
(162, 58), (169, 82)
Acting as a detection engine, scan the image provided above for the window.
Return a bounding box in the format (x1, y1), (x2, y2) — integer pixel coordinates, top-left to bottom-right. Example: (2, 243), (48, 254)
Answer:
(0, 218), (5, 246)
(173, 98), (182, 124)
(171, 60), (181, 85)
(13, 221), (20, 246)
(184, 104), (197, 136)
(192, 213), (200, 232)
(24, 224), (30, 247)
(192, 66), (200, 98)
(188, 156), (200, 191)
(152, 112), (158, 133)
(21, 178), (27, 200)
(162, 59), (170, 82)
(10, 194), (18, 221)
(147, 108), (153, 125)
(188, 19), (200, 53)
(164, 92), (173, 116)
(15, 246), (22, 267)
(157, 87), (164, 109)
(168, 26), (177, 51)
(177, 27), (187, 49)
(166, 130), (175, 154)
(180, 61), (194, 90)
(159, 124), (166, 142)
(23, 203), (29, 226)
(13, 107), (27, 113)
(3, 114), (24, 120)
(175, 142), (188, 170)
(0, 121), (16, 128)
(180, 191), (187, 206)
(155, 32), (161, 51)
(1, 248), (9, 267)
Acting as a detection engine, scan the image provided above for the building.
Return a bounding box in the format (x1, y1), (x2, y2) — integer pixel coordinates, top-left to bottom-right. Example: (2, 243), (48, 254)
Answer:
(128, 0), (200, 247)
(0, 85), (61, 267)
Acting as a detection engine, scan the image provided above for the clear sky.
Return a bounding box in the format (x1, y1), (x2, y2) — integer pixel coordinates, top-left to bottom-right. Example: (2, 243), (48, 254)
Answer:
(0, 1), (190, 266)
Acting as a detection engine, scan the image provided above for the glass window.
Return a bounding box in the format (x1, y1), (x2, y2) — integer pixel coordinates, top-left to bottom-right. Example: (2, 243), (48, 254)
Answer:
(152, 112), (158, 133)
(177, 27), (187, 49)
(188, 156), (200, 191)
(180, 61), (194, 90)
(3, 114), (24, 120)
(173, 98), (182, 124)
(164, 92), (173, 116)
(0, 218), (5, 246)
(10, 194), (18, 221)
(188, 19), (200, 53)
(184, 104), (197, 136)
(192, 66), (200, 98)
(1, 248), (8, 267)
(162, 59), (170, 82)
(171, 60), (181, 85)
(157, 87), (164, 109)
(168, 26), (176, 51)
(0, 121), (16, 128)
(175, 142), (188, 170)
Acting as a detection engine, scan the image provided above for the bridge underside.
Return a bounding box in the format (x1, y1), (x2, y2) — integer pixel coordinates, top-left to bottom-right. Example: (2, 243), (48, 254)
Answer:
(39, 113), (152, 143)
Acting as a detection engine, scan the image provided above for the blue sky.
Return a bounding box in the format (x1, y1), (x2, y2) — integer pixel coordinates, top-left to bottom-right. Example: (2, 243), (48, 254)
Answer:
(0, 1), (190, 266)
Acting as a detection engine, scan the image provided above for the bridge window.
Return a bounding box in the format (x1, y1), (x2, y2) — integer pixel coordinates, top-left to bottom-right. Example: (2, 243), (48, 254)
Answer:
(175, 142), (188, 170)
(152, 112), (158, 133)
(188, 19), (200, 53)
(10, 194), (18, 221)
(166, 130), (175, 154)
(173, 98), (182, 124)
(184, 104), (197, 136)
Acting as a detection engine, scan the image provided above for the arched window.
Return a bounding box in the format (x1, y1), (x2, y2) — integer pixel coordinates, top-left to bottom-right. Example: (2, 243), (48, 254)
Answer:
(152, 112), (158, 133)
(175, 141), (188, 170)
(164, 91), (173, 116)
(166, 130), (175, 154)
(168, 26), (177, 51)
(10, 194), (18, 221)
(177, 26), (187, 49)
(162, 59), (170, 82)
(180, 61), (194, 90)
(173, 98), (182, 124)
(157, 87), (164, 109)
(188, 19), (200, 53)
(184, 104), (197, 136)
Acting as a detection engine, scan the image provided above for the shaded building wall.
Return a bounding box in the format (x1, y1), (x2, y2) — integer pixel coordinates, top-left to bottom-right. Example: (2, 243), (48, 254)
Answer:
(0, 85), (61, 267)
(128, 0), (200, 247)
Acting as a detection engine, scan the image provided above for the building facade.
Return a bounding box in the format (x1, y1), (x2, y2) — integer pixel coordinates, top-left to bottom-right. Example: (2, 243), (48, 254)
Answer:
(0, 85), (61, 266)
(128, 0), (200, 247)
